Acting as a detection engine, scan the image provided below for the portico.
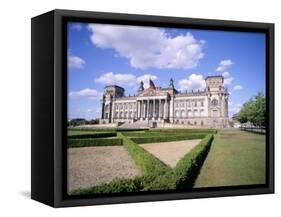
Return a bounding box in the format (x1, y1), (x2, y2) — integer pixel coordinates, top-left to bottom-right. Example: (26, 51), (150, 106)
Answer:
(136, 97), (169, 121)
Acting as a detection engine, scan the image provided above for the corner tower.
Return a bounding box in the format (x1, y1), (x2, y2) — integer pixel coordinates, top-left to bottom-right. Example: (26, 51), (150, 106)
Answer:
(100, 85), (124, 124)
(205, 75), (229, 128)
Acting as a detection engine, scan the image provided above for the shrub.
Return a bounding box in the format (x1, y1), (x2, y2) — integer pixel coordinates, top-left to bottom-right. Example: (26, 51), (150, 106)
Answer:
(130, 134), (206, 144)
(70, 177), (143, 195)
(68, 137), (122, 148)
(70, 133), (215, 195)
(144, 134), (214, 190)
(68, 132), (117, 139)
(118, 133), (170, 183)
(122, 132), (202, 137)
(150, 129), (217, 134)
(116, 128), (149, 132)
(68, 127), (116, 132)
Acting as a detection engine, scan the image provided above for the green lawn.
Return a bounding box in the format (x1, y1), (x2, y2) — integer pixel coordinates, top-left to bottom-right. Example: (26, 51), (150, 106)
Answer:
(194, 129), (266, 187)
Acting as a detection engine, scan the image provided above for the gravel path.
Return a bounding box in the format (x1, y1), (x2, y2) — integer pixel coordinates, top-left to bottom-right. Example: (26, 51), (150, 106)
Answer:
(140, 139), (201, 167)
(68, 146), (141, 193)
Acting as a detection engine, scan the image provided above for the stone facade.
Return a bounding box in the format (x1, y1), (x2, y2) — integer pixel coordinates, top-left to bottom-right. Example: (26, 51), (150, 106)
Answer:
(100, 75), (229, 128)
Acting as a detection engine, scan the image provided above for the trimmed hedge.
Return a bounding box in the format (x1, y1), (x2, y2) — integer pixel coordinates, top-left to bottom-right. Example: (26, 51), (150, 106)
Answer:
(68, 132), (117, 139)
(130, 134), (206, 144)
(144, 134), (214, 190)
(68, 127), (148, 132)
(69, 133), (214, 195)
(150, 129), (217, 134)
(68, 128), (116, 132)
(116, 128), (148, 132)
(71, 177), (143, 195)
(118, 132), (170, 183)
(68, 137), (122, 148)
(121, 132), (201, 137)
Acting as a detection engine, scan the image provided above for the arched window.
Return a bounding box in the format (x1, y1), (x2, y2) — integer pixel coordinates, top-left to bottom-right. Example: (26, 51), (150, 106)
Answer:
(181, 111), (186, 118)
(175, 110), (180, 118)
(188, 110), (192, 117)
(211, 99), (218, 107)
(194, 109), (198, 117)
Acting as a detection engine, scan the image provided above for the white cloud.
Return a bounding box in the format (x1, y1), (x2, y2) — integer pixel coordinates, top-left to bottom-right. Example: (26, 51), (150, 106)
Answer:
(71, 23), (83, 31)
(137, 74), (158, 88)
(178, 73), (206, 92)
(95, 72), (158, 89)
(224, 77), (234, 86)
(69, 88), (101, 100)
(222, 71), (230, 77)
(88, 24), (205, 69)
(221, 71), (233, 86)
(68, 55), (85, 69)
(216, 59), (234, 72)
(95, 72), (136, 86)
(233, 85), (243, 90)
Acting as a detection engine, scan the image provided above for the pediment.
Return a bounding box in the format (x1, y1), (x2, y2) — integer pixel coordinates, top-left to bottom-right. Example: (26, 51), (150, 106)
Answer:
(138, 89), (168, 97)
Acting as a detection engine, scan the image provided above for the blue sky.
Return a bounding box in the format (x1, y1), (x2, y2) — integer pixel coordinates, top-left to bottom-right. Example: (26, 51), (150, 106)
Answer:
(67, 22), (266, 120)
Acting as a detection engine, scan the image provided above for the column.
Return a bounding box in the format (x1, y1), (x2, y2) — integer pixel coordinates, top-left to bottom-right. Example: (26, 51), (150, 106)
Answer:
(185, 100), (188, 120)
(142, 100), (144, 119)
(159, 100), (162, 119)
(142, 100), (146, 119)
(152, 99), (155, 120)
(157, 99), (160, 119)
(160, 99), (164, 119)
(109, 102), (112, 123)
(146, 100), (149, 120)
(111, 102), (114, 122)
(219, 94), (223, 117)
(164, 99), (167, 119)
(140, 100), (142, 119)
(123, 103), (125, 120)
(170, 97), (173, 122)
(136, 101), (138, 119)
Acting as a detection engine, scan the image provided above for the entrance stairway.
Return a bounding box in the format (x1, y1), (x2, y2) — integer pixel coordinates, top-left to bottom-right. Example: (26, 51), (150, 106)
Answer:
(118, 120), (150, 129)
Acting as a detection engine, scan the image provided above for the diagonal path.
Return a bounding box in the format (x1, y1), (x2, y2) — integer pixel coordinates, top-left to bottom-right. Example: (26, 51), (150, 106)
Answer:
(140, 139), (201, 167)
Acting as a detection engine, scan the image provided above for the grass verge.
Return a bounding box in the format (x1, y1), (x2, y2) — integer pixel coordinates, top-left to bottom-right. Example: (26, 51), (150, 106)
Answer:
(194, 129), (266, 187)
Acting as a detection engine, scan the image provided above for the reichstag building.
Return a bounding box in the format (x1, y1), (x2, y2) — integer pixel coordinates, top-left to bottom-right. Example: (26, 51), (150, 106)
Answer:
(100, 75), (229, 128)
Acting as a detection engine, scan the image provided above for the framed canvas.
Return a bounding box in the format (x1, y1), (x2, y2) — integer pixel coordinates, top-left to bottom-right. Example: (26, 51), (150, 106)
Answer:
(31, 9), (274, 207)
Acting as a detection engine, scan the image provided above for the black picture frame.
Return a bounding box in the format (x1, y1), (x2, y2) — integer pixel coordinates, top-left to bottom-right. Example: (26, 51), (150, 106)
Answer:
(31, 9), (274, 207)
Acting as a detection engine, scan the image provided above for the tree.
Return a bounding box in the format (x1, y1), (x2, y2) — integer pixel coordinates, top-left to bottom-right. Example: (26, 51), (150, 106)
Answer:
(68, 118), (87, 126)
(238, 92), (266, 127)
